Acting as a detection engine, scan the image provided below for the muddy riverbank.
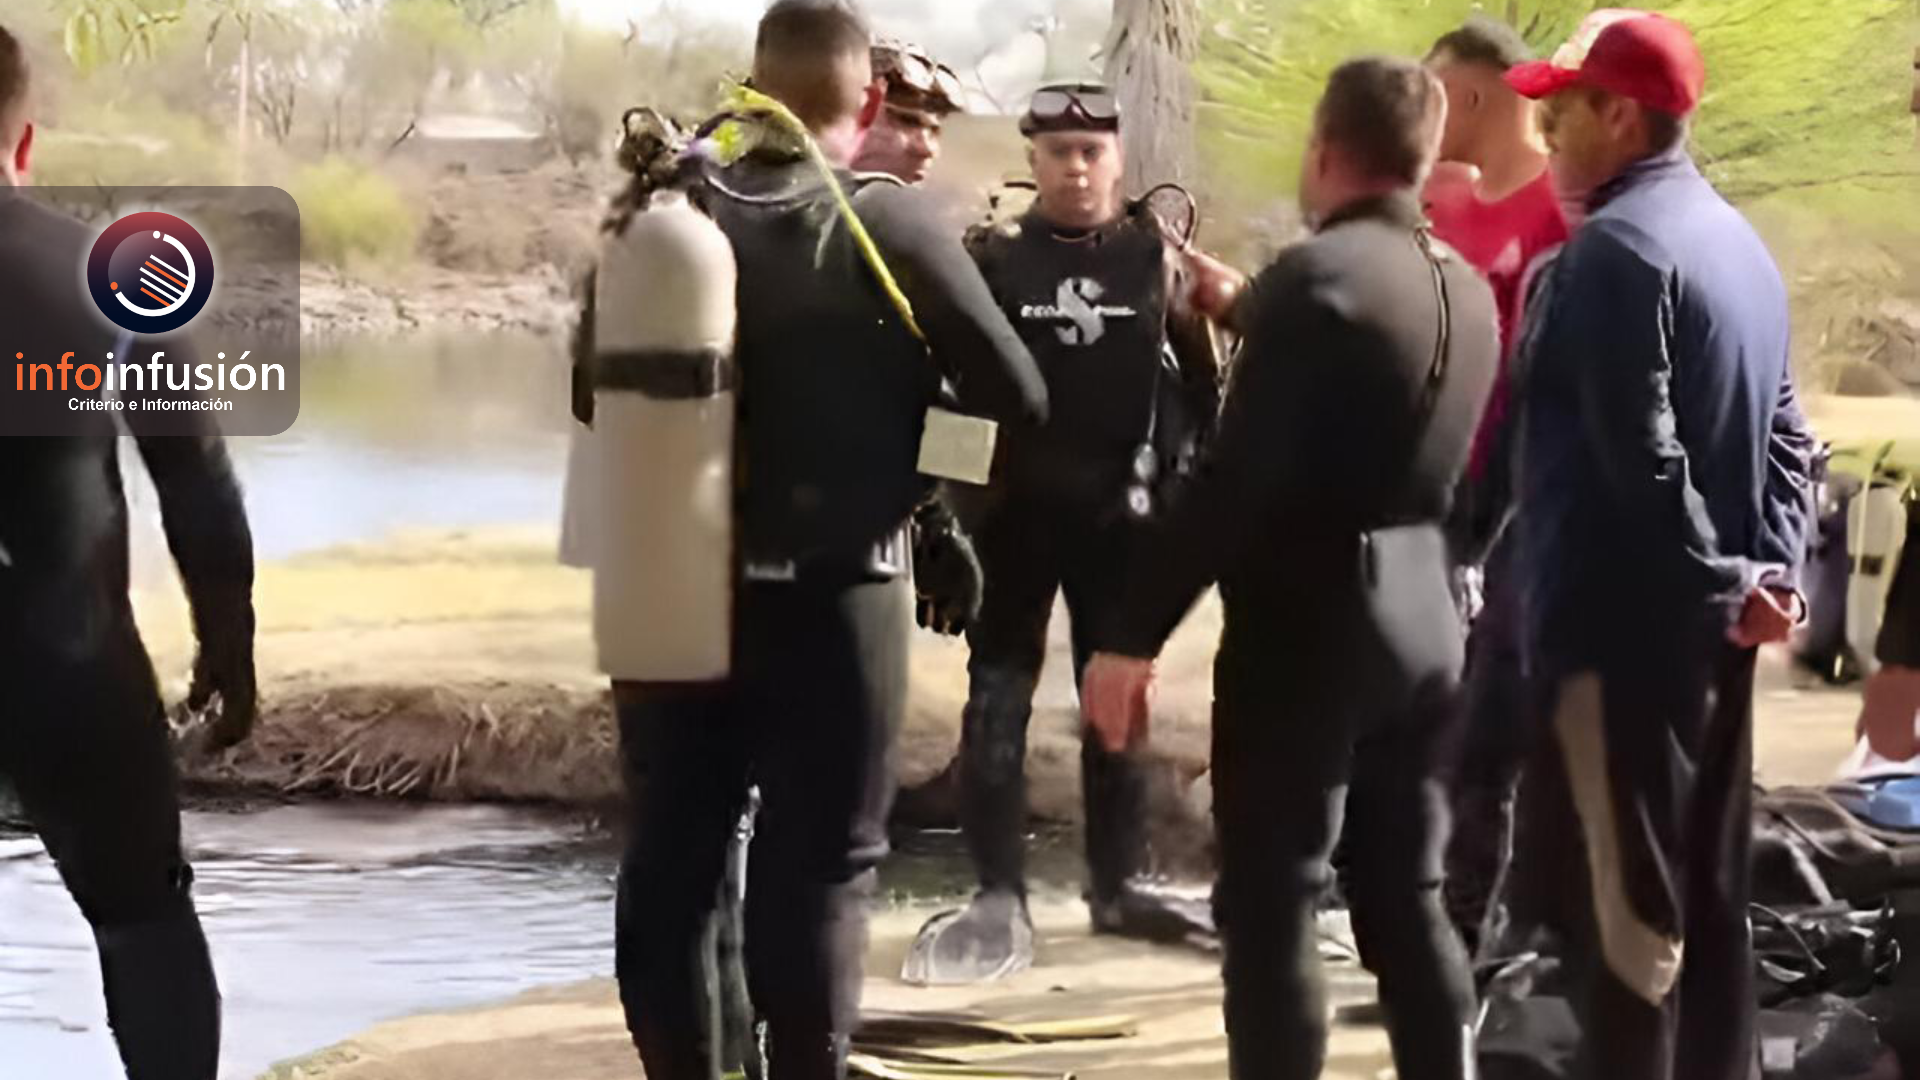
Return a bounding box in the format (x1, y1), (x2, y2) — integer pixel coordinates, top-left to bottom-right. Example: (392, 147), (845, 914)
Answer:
(147, 524), (1865, 842)
(143, 526), (1221, 843)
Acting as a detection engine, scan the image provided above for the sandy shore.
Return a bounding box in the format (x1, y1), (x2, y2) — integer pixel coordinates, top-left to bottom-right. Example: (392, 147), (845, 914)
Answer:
(257, 898), (1389, 1080)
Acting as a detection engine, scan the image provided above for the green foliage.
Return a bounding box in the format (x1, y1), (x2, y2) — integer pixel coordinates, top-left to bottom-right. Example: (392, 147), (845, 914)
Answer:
(1669, 0), (1915, 203)
(289, 157), (419, 267)
(58, 0), (188, 76)
(23, 0), (746, 167)
(1197, 0), (1920, 220)
(488, 4), (745, 164)
(32, 99), (230, 186)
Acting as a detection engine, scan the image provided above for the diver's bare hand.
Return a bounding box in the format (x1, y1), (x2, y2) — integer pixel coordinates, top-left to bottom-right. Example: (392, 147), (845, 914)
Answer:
(1180, 248), (1247, 324)
(1082, 652), (1155, 753)
(1861, 664), (1920, 763)
(186, 626), (258, 752)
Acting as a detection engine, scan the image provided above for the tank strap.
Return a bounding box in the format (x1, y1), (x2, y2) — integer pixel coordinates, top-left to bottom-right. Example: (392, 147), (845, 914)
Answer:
(596, 347), (735, 399)
(713, 85), (926, 342)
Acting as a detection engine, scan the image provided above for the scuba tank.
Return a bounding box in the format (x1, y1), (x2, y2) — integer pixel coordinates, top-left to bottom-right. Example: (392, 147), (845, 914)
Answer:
(563, 94), (935, 679)
(1830, 435), (1917, 677)
(561, 109), (739, 682)
(1846, 478), (1911, 675)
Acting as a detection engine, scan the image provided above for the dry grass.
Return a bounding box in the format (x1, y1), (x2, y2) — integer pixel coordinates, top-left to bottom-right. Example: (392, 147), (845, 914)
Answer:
(184, 683), (621, 805)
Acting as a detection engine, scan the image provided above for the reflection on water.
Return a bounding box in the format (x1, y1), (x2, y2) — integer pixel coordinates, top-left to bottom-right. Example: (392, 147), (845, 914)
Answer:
(0, 801), (1069, 1080)
(0, 803), (616, 1080)
(127, 332), (572, 571)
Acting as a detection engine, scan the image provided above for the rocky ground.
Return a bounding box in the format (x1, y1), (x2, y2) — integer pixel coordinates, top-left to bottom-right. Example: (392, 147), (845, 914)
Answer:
(298, 162), (608, 340)
(298, 264), (579, 340)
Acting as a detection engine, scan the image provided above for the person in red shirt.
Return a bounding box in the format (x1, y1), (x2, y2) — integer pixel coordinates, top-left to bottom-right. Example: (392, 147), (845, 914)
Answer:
(1426, 16), (1570, 462)
(1421, 15), (1570, 958)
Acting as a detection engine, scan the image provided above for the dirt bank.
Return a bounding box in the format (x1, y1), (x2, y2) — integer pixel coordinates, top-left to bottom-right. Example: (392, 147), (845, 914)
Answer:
(150, 525), (1866, 844)
(300, 161), (607, 339)
(143, 527), (1222, 836)
(299, 265), (577, 340)
(257, 898), (1390, 1080)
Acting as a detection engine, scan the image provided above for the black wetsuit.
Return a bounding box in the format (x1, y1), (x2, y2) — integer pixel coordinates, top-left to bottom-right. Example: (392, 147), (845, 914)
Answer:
(1107, 194), (1497, 1080)
(0, 192), (254, 1080)
(607, 153), (1045, 1080)
(1880, 502), (1919, 669)
(955, 209), (1217, 913)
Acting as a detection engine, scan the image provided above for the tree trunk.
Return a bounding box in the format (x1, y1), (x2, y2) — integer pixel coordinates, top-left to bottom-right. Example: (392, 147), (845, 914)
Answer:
(236, 26), (252, 182)
(1103, 0), (1199, 195)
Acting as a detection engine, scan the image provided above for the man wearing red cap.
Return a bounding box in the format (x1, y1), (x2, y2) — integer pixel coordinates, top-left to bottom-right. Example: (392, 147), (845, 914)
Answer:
(1501, 10), (1815, 1080)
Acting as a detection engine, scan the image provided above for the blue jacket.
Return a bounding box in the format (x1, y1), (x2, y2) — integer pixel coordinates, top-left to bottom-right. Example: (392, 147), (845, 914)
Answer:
(1512, 146), (1815, 670)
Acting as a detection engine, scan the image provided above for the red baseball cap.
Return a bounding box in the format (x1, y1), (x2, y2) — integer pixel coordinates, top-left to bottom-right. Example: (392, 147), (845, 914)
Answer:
(1504, 9), (1706, 117)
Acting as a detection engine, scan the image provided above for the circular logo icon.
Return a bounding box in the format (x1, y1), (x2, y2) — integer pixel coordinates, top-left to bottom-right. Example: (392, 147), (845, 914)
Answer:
(86, 211), (214, 334)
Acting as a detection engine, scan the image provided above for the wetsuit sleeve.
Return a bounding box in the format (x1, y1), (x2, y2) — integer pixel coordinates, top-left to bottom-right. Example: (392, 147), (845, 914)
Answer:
(1880, 507), (1920, 667)
(1757, 361), (1817, 587)
(854, 184), (1048, 426)
(1107, 252), (1330, 657)
(1547, 226), (1751, 604)
(128, 398), (256, 647)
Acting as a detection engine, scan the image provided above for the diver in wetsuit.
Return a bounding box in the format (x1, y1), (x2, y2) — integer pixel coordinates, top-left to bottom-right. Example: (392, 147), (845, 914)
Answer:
(0, 25), (258, 1080)
(600, 5), (1046, 1078)
(904, 82), (1222, 984)
(707, 36), (974, 1078)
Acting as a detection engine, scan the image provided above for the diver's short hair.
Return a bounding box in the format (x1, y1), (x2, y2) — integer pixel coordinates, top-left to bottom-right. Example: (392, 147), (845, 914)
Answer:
(1315, 56), (1447, 186)
(752, 1), (873, 131)
(1428, 15), (1535, 71)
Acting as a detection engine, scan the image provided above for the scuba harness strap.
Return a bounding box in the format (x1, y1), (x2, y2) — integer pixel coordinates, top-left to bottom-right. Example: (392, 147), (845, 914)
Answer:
(706, 86), (924, 343)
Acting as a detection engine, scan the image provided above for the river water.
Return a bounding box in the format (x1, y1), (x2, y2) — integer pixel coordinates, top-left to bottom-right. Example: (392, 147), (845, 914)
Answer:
(129, 332), (574, 569)
(0, 804), (616, 1080)
(0, 804), (1074, 1080)
(5, 333), (603, 1079)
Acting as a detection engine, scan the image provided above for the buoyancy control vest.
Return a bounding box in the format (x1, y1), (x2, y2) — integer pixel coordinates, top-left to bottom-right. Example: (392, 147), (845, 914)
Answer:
(969, 211), (1173, 505)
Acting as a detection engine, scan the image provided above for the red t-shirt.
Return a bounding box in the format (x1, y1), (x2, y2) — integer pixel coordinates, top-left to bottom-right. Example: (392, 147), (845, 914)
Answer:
(1423, 166), (1569, 477)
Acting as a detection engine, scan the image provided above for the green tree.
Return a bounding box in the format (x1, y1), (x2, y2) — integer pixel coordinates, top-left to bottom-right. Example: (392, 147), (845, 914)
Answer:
(1197, 0), (1588, 211)
(202, 0), (300, 179)
(60, 0), (188, 75)
(1196, 0), (1917, 222)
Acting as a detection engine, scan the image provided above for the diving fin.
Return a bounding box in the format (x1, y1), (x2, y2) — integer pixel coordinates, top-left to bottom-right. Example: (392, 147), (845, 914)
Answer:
(859, 1012), (1138, 1047)
(900, 892), (1035, 986)
(1087, 881), (1217, 951)
(848, 1052), (1070, 1080)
